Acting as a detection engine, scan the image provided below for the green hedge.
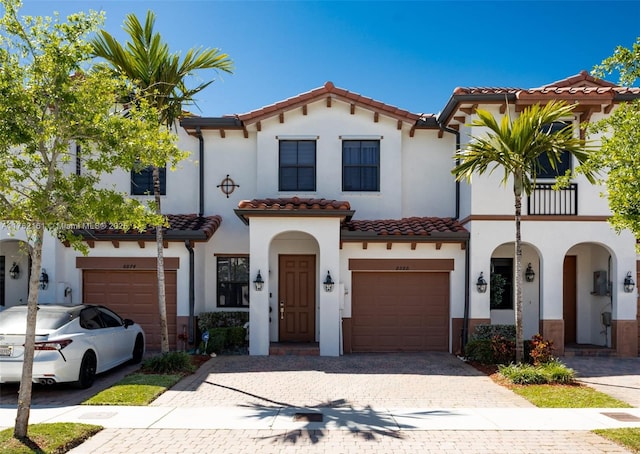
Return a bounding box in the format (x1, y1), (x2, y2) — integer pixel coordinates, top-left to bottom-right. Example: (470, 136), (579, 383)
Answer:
(199, 326), (247, 355)
(197, 311), (249, 331)
(469, 324), (515, 341)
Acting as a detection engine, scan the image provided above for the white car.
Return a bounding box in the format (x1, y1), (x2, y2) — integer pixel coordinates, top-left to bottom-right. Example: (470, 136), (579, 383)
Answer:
(0, 304), (145, 388)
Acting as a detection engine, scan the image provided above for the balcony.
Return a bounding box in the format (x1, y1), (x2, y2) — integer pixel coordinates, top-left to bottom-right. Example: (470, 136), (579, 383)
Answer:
(527, 183), (577, 216)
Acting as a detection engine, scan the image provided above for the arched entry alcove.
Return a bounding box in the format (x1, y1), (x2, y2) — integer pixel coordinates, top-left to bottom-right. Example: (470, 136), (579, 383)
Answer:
(0, 239), (30, 308)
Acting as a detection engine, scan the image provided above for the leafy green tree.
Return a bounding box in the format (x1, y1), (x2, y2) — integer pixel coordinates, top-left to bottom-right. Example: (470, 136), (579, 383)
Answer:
(589, 37), (640, 238)
(91, 11), (233, 353)
(452, 101), (596, 362)
(0, 0), (179, 438)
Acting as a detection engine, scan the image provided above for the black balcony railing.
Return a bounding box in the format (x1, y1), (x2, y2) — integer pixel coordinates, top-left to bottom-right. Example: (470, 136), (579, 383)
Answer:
(527, 183), (577, 215)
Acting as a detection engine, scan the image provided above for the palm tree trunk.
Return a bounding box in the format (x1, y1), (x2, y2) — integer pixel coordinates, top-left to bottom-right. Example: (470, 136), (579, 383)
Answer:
(14, 224), (44, 438)
(514, 181), (524, 363)
(153, 165), (170, 354)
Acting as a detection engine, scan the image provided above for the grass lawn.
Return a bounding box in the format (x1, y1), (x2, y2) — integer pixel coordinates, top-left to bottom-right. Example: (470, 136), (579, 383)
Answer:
(0, 423), (102, 454)
(484, 361), (640, 452)
(509, 383), (632, 408)
(594, 428), (640, 453)
(82, 373), (182, 405)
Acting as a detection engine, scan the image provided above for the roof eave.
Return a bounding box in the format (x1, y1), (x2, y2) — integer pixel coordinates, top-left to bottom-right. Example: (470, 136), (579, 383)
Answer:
(438, 93), (518, 126)
(234, 209), (356, 225)
(340, 230), (470, 242)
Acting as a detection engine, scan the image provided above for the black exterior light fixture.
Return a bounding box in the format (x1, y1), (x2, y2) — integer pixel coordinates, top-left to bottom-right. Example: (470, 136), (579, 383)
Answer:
(476, 272), (487, 293)
(623, 271), (635, 293)
(525, 263), (536, 283)
(323, 271), (335, 292)
(39, 269), (49, 290)
(9, 262), (20, 279)
(253, 270), (264, 291)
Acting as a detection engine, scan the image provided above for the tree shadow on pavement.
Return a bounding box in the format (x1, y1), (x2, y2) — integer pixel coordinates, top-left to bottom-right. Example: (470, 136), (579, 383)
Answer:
(204, 379), (451, 445)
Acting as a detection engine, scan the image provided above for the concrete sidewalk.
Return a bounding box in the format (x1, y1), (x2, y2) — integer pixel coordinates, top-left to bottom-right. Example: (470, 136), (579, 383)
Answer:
(1, 404), (639, 432)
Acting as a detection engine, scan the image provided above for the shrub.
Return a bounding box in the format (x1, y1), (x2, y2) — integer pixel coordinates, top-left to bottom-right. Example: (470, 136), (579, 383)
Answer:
(464, 339), (494, 364)
(541, 359), (575, 384)
(199, 326), (247, 354)
(499, 363), (547, 384)
(529, 333), (555, 366)
(498, 360), (575, 385)
(470, 324), (516, 341)
(197, 312), (249, 331)
(490, 334), (515, 364)
(141, 352), (195, 375)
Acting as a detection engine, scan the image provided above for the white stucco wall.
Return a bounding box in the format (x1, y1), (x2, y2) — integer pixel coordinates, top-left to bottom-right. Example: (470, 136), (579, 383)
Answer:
(248, 216), (341, 356)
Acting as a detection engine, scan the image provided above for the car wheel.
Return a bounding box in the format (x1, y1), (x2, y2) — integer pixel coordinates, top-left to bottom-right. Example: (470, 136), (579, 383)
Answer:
(76, 350), (97, 389)
(131, 334), (144, 364)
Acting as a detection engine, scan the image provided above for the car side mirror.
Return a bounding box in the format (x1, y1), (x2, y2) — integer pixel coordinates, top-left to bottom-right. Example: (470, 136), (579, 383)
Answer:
(124, 319), (134, 328)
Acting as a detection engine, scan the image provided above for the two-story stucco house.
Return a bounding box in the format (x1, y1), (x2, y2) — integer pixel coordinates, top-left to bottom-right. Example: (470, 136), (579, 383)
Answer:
(1, 71), (638, 357)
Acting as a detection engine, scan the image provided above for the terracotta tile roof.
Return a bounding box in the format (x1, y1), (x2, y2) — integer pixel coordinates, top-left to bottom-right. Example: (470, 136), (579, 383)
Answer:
(452, 71), (640, 98)
(342, 217), (468, 239)
(235, 197), (354, 224)
(236, 81), (429, 124)
(238, 197), (351, 211)
(73, 214), (222, 242)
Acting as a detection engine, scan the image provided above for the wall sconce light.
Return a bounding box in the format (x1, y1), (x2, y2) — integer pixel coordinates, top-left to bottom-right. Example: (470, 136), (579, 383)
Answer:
(253, 270), (264, 291)
(39, 269), (49, 290)
(323, 271), (335, 292)
(525, 263), (535, 283)
(623, 271), (635, 293)
(476, 272), (487, 293)
(9, 262), (20, 279)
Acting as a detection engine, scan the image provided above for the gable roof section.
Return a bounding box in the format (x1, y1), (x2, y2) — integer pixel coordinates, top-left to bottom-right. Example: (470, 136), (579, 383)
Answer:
(440, 70), (640, 127)
(68, 214), (222, 244)
(236, 81), (432, 126)
(342, 217), (469, 242)
(234, 197), (355, 225)
(180, 82), (440, 136)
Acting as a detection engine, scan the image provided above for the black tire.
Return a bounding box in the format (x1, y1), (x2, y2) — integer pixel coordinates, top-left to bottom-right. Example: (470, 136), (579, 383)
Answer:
(131, 334), (144, 364)
(76, 350), (97, 389)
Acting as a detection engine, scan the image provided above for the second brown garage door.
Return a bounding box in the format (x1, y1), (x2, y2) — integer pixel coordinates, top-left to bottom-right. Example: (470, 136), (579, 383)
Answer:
(83, 270), (177, 352)
(351, 272), (449, 352)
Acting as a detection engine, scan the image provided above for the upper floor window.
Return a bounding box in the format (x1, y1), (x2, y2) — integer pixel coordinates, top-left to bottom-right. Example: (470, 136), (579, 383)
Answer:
(131, 165), (166, 195)
(279, 140), (316, 191)
(217, 256), (249, 308)
(536, 121), (572, 180)
(342, 140), (380, 191)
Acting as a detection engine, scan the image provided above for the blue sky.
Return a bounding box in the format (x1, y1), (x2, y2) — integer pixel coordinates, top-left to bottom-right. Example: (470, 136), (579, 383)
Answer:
(17, 1), (640, 117)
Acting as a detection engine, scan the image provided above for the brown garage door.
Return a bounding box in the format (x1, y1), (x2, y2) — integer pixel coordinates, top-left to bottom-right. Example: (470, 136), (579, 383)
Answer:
(83, 270), (177, 352)
(351, 272), (449, 352)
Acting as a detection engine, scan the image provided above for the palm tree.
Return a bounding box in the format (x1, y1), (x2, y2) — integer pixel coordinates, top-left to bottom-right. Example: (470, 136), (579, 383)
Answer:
(92, 11), (233, 353)
(452, 100), (596, 362)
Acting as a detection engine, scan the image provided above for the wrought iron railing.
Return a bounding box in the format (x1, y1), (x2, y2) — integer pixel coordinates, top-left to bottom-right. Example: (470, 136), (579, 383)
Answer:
(527, 183), (577, 215)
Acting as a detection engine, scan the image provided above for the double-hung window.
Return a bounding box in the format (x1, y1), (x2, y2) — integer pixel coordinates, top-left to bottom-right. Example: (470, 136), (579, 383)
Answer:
(279, 140), (316, 191)
(342, 140), (380, 191)
(217, 256), (250, 308)
(536, 121), (572, 180)
(131, 165), (166, 195)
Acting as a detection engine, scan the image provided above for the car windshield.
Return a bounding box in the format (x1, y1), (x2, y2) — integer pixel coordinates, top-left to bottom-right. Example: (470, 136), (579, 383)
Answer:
(0, 306), (77, 333)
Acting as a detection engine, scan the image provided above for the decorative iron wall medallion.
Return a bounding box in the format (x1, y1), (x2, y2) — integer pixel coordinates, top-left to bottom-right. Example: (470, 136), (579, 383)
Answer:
(217, 174), (240, 198)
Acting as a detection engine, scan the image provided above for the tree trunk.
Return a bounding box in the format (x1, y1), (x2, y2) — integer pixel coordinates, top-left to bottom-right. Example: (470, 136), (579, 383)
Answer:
(514, 183), (524, 363)
(154, 165), (170, 354)
(14, 224), (44, 439)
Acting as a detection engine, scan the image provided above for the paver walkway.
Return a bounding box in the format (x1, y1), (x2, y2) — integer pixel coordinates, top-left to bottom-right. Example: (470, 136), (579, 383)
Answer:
(1, 353), (638, 453)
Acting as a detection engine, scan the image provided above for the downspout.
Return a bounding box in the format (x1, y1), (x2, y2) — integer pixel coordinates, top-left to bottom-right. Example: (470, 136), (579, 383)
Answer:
(196, 127), (204, 217)
(438, 122), (468, 350)
(185, 240), (195, 345)
(438, 124), (461, 220)
(463, 238), (470, 351)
